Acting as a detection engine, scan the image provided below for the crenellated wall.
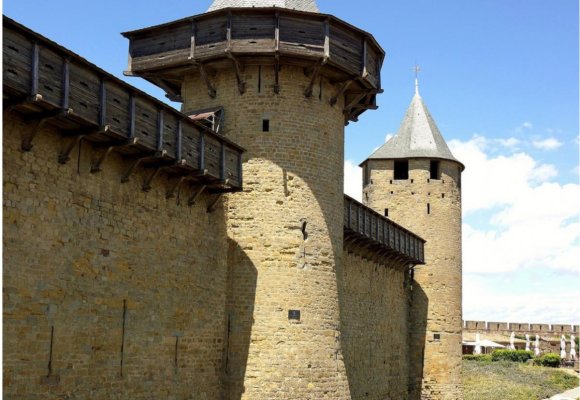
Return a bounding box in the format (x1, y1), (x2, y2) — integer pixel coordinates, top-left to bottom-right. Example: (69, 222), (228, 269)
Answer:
(464, 321), (578, 334)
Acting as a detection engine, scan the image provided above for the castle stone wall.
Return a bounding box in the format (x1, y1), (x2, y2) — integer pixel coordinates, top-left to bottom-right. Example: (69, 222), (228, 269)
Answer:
(183, 65), (350, 399)
(3, 112), (229, 399)
(363, 158), (463, 400)
(340, 250), (410, 400)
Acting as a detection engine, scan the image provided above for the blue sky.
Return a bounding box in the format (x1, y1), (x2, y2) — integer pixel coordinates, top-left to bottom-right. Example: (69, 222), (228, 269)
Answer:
(4, 0), (579, 324)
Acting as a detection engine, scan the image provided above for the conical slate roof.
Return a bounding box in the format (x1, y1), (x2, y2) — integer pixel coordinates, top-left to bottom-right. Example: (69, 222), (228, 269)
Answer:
(208, 0), (319, 12)
(367, 86), (463, 169)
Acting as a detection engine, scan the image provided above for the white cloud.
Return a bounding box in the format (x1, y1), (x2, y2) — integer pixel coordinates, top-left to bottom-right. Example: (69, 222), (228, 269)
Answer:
(344, 160), (362, 202)
(463, 280), (579, 324)
(495, 137), (521, 149)
(514, 121), (533, 133)
(449, 136), (580, 275)
(385, 133), (394, 143)
(449, 135), (558, 213)
(532, 137), (563, 150)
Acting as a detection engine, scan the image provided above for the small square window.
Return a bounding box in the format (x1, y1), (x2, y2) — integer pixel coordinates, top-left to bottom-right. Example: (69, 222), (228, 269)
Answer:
(394, 160), (409, 180)
(434, 333), (441, 341)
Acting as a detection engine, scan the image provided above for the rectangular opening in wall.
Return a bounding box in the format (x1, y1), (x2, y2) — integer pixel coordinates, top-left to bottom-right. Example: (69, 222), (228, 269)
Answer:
(363, 163), (370, 186)
(430, 160), (440, 180)
(384, 208), (388, 217)
(394, 160), (408, 180)
(434, 333), (441, 341)
(427, 203), (431, 214)
(262, 119), (270, 132)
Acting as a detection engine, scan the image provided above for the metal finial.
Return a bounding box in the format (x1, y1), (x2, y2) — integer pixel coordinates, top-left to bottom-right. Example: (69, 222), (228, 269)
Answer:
(413, 64), (421, 95)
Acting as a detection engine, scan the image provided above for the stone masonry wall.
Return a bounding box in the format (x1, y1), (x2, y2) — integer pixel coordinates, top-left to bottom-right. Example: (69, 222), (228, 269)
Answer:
(183, 65), (349, 399)
(363, 158), (463, 400)
(3, 112), (229, 399)
(340, 250), (410, 400)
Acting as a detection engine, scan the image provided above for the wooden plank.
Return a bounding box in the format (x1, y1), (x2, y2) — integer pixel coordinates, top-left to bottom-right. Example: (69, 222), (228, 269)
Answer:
(232, 13), (275, 40)
(182, 123), (201, 167)
(69, 61), (101, 124)
(161, 112), (179, 156)
(3, 29), (33, 95)
(105, 82), (131, 137)
(38, 46), (63, 106)
(134, 97), (158, 148)
(204, 133), (221, 178)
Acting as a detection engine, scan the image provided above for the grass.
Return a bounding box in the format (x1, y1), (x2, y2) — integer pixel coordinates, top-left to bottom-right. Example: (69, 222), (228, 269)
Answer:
(463, 360), (579, 400)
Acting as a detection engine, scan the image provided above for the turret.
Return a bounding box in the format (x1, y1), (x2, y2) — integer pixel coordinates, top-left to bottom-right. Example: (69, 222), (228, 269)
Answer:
(123, 2), (384, 399)
(360, 80), (464, 400)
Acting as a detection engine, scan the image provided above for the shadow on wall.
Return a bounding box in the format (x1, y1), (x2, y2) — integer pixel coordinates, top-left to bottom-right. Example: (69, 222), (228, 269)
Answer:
(223, 238), (258, 400)
(408, 281), (428, 400)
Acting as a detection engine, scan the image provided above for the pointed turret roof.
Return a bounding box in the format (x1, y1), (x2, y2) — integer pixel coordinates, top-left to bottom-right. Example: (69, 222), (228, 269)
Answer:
(208, 0), (319, 12)
(366, 84), (463, 169)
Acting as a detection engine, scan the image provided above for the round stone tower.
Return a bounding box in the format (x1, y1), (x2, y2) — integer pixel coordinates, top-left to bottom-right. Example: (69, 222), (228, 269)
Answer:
(123, 2), (384, 399)
(360, 81), (464, 400)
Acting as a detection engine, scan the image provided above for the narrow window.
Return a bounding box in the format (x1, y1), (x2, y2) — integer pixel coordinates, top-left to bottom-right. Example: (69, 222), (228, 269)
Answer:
(458, 166), (462, 189)
(384, 208), (388, 217)
(430, 160), (440, 180)
(394, 160), (408, 180)
(427, 203), (431, 214)
(441, 193), (445, 199)
(363, 163), (370, 186)
(262, 119), (270, 132)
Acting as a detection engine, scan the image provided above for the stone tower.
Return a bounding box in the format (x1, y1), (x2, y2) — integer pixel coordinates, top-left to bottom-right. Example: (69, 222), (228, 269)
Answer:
(360, 81), (464, 400)
(123, 2), (383, 398)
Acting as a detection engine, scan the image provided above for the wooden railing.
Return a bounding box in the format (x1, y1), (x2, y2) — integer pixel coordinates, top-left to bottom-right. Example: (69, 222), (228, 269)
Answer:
(122, 8), (384, 123)
(3, 16), (244, 192)
(344, 195), (425, 265)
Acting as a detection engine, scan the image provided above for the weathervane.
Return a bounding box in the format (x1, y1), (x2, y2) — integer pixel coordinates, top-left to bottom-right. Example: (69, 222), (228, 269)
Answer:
(413, 64), (421, 95)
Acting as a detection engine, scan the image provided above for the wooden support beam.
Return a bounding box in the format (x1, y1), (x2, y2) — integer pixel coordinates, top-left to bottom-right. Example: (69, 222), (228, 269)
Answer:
(156, 109), (164, 152)
(142, 166), (164, 192)
(21, 108), (72, 151)
(188, 185), (206, 206)
(207, 193), (223, 213)
(226, 52), (246, 95)
(329, 79), (354, 106)
(31, 42), (40, 96)
(188, 19), (196, 61)
(166, 176), (187, 199)
(198, 64), (216, 98)
(304, 59), (327, 98)
(343, 92), (369, 112)
(99, 79), (107, 127)
(58, 135), (85, 164)
(62, 58), (70, 110)
(323, 18), (330, 60)
(175, 120), (183, 161)
(129, 94), (136, 139)
(90, 137), (139, 173)
(121, 156), (147, 183)
(361, 37), (368, 79)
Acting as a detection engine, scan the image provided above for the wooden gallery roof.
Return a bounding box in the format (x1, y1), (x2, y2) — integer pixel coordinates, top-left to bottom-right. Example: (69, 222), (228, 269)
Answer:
(122, 7), (385, 124)
(3, 16), (244, 196)
(344, 195), (426, 266)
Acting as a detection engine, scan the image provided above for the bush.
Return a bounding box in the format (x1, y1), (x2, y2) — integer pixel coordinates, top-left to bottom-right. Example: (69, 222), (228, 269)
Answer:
(463, 354), (492, 362)
(491, 349), (534, 363)
(534, 353), (561, 368)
